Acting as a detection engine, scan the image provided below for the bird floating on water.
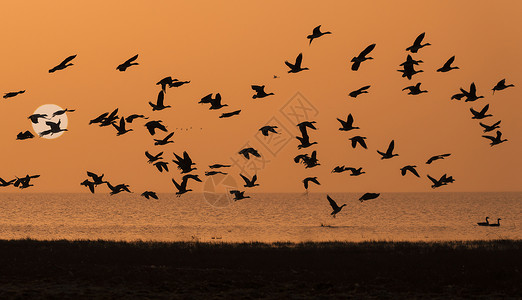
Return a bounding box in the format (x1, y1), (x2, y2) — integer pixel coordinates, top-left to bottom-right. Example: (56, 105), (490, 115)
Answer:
(477, 217), (489, 226)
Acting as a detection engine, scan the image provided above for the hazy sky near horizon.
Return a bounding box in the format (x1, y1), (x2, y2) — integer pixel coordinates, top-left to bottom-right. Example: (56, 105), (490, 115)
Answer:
(1, 1), (521, 193)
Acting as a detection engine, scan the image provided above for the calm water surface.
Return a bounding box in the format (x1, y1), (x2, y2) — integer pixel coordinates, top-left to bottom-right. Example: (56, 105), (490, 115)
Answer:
(0, 192), (520, 242)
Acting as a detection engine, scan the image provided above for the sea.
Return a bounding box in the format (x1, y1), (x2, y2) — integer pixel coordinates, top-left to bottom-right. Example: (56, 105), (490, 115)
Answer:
(0, 192), (520, 242)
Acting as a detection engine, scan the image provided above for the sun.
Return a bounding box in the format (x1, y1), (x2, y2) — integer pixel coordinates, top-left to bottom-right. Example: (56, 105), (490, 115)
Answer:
(31, 104), (69, 139)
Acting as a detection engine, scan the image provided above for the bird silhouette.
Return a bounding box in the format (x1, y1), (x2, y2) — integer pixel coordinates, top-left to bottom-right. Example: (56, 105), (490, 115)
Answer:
(349, 85), (371, 98)
(400, 165), (420, 177)
(347, 167), (365, 176)
(89, 112), (109, 125)
(116, 54), (139, 71)
(477, 217), (490, 226)
(400, 55), (423, 67)
(28, 114), (49, 124)
(482, 130), (507, 146)
(359, 192), (380, 202)
(49, 55), (76, 73)
(294, 151), (320, 168)
(492, 79), (514, 94)
(488, 218), (501, 227)
(437, 56), (459, 72)
(239, 147), (261, 159)
(0, 177), (16, 187)
(402, 82), (427, 95)
(229, 190), (250, 201)
(337, 114), (359, 131)
(205, 171), (228, 176)
(349, 136), (368, 149)
(99, 109), (120, 127)
(351, 44), (375, 71)
(145, 151), (163, 164)
(141, 191), (158, 200)
(296, 128), (317, 149)
(125, 114), (148, 123)
(240, 174), (259, 187)
(460, 83), (484, 102)
(377, 140), (398, 159)
(259, 125), (279, 136)
(331, 166), (349, 173)
(327, 195), (346, 218)
(39, 120), (67, 137)
(219, 110), (241, 118)
(14, 174), (40, 189)
(307, 25), (332, 45)
(406, 32), (431, 53)
(80, 179), (96, 194)
(153, 161), (169, 172)
(171, 174), (202, 196)
(145, 120), (168, 135)
(209, 164), (231, 169)
(479, 120), (501, 133)
(157, 76), (174, 92)
(149, 90), (171, 111)
(397, 64), (424, 80)
(427, 174), (449, 189)
(86, 171), (106, 186)
(172, 151), (197, 173)
(169, 79), (191, 88)
(112, 116), (133, 136)
(154, 132), (174, 145)
(52, 108), (75, 118)
(3, 90), (26, 99)
(107, 182), (131, 195)
(426, 153), (451, 164)
(252, 85), (274, 99)
(303, 177), (320, 190)
(199, 93), (228, 110)
(285, 53), (309, 73)
(16, 131), (34, 140)
(470, 104), (492, 119)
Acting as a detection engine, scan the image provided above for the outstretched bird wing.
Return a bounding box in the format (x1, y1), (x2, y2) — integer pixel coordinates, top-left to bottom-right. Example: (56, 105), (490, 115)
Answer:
(124, 54), (139, 64)
(413, 32), (425, 46)
(386, 140), (395, 155)
(359, 44), (376, 57)
(61, 55), (77, 65)
(327, 195), (339, 210)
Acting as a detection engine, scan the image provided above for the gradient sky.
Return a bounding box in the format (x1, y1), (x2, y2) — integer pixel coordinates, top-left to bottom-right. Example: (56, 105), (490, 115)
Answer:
(1, 1), (521, 193)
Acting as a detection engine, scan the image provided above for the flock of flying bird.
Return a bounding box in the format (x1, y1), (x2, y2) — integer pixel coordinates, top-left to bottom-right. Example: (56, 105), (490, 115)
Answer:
(3, 26), (514, 220)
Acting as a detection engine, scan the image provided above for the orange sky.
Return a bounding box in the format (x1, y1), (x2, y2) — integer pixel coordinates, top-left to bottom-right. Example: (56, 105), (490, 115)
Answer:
(1, 1), (521, 193)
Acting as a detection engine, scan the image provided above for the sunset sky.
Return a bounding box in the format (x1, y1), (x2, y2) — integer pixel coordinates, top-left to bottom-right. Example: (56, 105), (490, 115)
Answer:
(1, 1), (521, 193)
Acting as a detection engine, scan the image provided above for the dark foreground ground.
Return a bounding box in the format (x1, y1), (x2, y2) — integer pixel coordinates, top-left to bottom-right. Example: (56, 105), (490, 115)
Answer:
(0, 239), (520, 299)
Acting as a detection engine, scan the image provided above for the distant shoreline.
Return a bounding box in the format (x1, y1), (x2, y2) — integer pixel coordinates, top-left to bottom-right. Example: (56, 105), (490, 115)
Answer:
(0, 239), (520, 298)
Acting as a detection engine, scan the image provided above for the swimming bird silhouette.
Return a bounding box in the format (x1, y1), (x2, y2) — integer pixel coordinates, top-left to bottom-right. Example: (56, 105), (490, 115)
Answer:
(149, 90), (171, 111)
(154, 132), (174, 145)
(230, 190), (250, 201)
(482, 130), (507, 146)
(359, 192), (379, 202)
(347, 167), (365, 176)
(172, 151), (197, 173)
(3, 90), (26, 99)
(303, 177), (320, 190)
(406, 32), (431, 53)
(477, 217), (489, 226)
(377, 140), (398, 159)
(171, 174), (202, 196)
(307, 25), (332, 45)
(426, 153), (451, 164)
(49, 55), (76, 73)
(259, 125), (279, 136)
(145, 151), (163, 164)
(349, 136), (368, 149)
(337, 114), (359, 131)
(16, 131), (34, 140)
(437, 56), (459, 72)
(112, 116), (133, 136)
(28, 114), (49, 124)
(153, 161), (169, 172)
(351, 44), (376, 71)
(145, 120), (168, 135)
(327, 195), (346, 218)
(285, 53), (309, 73)
(252, 85), (274, 99)
(479, 120), (501, 133)
(86, 171), (106, 186)
(52, 108), (75, 118)
(80, 179), (96, 194)
(239, 147), (261, 159)
(209, 164), (231, 169)
(39, 120), (67, 137)
(400, 165), (420, 177)
(349, 85), (371, 98)
(492, 79), (514, 94)
(461, 83), (484, 102)
(402, 82), (427, 95)
(488, 218), (501, 227)
(470, 104), (492, 119)
(141, 191), (158, 200)
(0, 177), (15, 187)
(219, 110), (241, 118)
(240, 174), (259, 187)
(116, 54), (139, 71)
(125, 114), (148, 123)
